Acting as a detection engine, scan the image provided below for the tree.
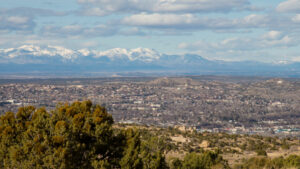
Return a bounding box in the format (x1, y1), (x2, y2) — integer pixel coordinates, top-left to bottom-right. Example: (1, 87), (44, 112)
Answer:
(120, 129), (143, 169)
(181, 151), (229, 169)
(0, 101), (169, 169)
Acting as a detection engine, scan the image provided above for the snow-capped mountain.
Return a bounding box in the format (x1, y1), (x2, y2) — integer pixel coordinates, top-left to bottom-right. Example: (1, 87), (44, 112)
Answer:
(0, 45), (162, 64)
(0, 45), (77, 60)
(0, 45), (299, 77)
(93, 48), (161, 62)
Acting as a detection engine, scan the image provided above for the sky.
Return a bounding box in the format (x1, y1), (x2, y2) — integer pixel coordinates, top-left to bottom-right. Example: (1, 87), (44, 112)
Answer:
(1, 0), (300, 63)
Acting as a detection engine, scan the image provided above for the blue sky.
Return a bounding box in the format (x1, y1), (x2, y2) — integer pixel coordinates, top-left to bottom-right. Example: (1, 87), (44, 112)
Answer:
(1, 0), (300, 63)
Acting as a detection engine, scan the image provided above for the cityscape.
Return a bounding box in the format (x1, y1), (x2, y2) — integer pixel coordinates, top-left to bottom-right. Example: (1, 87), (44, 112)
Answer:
(1, 0), (300, 167)
(1, 77), (299, 137)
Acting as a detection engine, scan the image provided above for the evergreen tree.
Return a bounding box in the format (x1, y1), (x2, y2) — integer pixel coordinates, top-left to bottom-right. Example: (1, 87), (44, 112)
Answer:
(0, 101), (170, 169)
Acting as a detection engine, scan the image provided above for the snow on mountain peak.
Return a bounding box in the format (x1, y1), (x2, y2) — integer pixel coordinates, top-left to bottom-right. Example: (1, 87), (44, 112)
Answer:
(94, 47), (161, 62)
(94, 48), (130, 59)
(78, 49), (91, 56)
(0, 45), (80, 62)
(19, 45), (41, 52)
(130, 48), (161, 62)
(47, 45), (78, 60)
(0, 45), (163, 63)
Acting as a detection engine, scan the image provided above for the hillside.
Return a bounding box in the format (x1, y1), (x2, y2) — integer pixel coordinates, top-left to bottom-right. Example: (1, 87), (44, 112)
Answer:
(125, 124), (300, 168)
(0, 101), (299, 168)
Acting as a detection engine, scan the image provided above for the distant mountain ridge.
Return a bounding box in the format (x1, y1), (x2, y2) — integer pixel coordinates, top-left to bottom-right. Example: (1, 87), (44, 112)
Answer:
(0, 45), (299, 77)
(0, 45), (162, 64)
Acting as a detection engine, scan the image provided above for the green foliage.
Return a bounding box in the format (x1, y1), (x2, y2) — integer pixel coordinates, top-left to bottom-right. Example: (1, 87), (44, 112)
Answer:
(2, 100), (297, 169)
(120, 129), (143, 169)
(284, 155), (300, 168)
(0, 101), (167, 169)
(169, 151), (229, 169)
(234, 155), (300, 169)
(255, 149), (267, 156)
(280, 139), (290, 150)
(170, 158), (183, 169)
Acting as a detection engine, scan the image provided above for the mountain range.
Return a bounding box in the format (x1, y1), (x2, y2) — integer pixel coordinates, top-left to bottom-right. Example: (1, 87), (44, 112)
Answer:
(0, 45), (299, 77)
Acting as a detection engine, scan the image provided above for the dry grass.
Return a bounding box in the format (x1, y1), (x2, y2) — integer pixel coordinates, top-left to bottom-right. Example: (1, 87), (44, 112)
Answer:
(170, 135), (190, 143)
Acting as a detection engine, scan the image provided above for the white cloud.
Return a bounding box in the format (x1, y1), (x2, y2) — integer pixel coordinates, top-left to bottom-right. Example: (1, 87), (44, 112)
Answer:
(0, 15), (34, 31)
(79, 41), (100, 48)
(119, 27), (146, 36)
(178, 31), (300, 62)
(263, 35), (293, 47)
(122, 13), (270, 31)
(0, 7), (66, 17)
(122, 13), (196, 26)
(178, 40), (298, 62)
(81, 7), (108, 16)
(40, 24), (118, 37)
(6, 16), (29, 24)
(263, 31), (282, 40)
(0, 33), (71, 49)
(292, 14), (300, 22)
(179, 32), (296, 53)
(78, 0), (253, 16)
(0, 7), (67, 33)
(277, 0), (300, 12)
(291, 56), (300, 62)
(242, 14), (268, 25)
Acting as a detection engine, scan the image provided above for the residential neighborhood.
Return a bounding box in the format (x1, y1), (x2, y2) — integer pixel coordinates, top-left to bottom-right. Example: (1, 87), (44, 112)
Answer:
(0, 77), (299, 137)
